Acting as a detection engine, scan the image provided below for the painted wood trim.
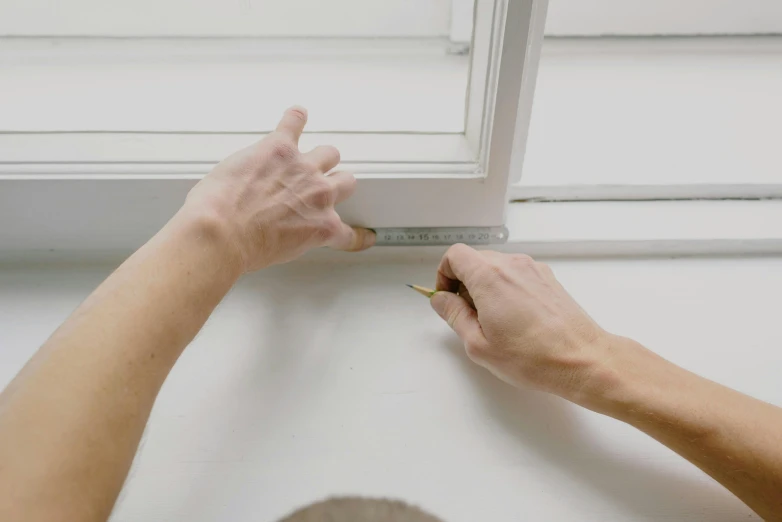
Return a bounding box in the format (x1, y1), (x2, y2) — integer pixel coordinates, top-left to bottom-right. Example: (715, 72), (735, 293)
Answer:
(0, 0), (453, 37)
(516, 37), (782, 197)
(505, 199), (782, 243)
(463, 0), (499, 159)
(545, 0), (782, 36)
(510, 184), (782, 202)
(3, 200), (781, 263)
(505, 0), (547, 187)
(465, 0), (548, 198)
(302, 199), (782, 260)
(0, 175), (504, 254)
(454, 1), (782, 44)
(0, 38), (469, 134)
(0, 133), (476, 167)
(5, 0), (780, 39)
(0, 2), (547, 232)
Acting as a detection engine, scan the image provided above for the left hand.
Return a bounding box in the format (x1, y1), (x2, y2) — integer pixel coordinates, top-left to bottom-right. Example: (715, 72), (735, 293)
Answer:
(182, 106), (375, 272)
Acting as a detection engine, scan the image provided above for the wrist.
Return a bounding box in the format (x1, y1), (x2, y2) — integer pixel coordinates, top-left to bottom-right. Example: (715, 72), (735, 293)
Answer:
(568, 334), (674, 419)
(169, 203), (246, 281)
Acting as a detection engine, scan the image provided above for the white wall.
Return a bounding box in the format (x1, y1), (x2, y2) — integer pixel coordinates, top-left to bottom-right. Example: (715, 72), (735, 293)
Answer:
(0, 257), (777, 521)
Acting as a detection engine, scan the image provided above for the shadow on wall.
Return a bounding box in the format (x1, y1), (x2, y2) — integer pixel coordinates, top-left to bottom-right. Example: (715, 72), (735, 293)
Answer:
(440, 336), (756, 521)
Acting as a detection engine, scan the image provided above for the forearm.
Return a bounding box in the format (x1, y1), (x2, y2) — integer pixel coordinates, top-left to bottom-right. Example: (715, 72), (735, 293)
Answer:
(0, 208), (241, 522)
(584, 337), (782, 521)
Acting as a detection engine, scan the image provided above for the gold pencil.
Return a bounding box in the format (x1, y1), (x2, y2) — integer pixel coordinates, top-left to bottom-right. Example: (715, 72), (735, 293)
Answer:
(406, 284), (436, 298)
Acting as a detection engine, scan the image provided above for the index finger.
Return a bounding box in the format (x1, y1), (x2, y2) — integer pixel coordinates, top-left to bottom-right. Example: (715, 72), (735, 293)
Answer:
(275, 106), (308, 144)
(436, 243), (486, 292)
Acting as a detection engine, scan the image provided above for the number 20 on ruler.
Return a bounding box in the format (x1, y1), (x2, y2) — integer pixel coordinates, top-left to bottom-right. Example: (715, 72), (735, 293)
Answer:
(375, 227), (508, 246)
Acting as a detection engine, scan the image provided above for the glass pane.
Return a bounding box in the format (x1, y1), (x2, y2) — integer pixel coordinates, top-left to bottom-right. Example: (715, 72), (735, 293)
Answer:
(0, 0), (476, 134)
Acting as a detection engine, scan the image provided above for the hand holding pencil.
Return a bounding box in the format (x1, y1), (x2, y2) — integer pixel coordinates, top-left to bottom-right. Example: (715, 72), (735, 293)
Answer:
(408, 244), (613, 404)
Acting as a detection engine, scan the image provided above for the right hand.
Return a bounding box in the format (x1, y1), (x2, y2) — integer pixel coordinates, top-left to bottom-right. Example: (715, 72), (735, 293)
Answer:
(430, 244), (617, 403)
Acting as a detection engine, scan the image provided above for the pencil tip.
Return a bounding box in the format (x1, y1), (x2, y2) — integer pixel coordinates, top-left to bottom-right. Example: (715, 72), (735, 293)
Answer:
(406, 284), (414, 288)
(407, 284), (436, 298)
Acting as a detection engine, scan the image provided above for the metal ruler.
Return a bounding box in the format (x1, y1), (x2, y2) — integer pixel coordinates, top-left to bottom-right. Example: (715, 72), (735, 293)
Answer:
(373, 226), (509, 246)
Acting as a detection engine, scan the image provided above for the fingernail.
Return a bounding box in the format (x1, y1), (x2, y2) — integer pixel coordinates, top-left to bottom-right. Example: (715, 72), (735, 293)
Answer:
(287, 106), (308, 120)
(362, 228), (376, 248)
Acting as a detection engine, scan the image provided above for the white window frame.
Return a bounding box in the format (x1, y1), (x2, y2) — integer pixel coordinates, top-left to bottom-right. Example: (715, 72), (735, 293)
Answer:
(511, 36), (782, 202)
(451, 0), (782, 39)
(6, 1), (781, 260)
(0, 0), (454, 38)
(545, 0), (782, 36)
(0, 0), (548, 253)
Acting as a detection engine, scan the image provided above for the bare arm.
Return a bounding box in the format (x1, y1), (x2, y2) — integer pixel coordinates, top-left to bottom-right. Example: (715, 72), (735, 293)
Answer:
(429, 245), (782, 521)
(595, 339), (782, 520)
(0, 107), (374, 522)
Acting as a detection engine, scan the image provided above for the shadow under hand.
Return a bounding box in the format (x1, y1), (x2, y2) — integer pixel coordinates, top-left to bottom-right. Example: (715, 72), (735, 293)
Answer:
(442, 337), (756, 521)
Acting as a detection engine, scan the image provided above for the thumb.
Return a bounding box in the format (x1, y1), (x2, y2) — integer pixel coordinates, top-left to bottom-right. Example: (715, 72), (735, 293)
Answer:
(330, 223), (376, 252)
(430, 291), (484, 345)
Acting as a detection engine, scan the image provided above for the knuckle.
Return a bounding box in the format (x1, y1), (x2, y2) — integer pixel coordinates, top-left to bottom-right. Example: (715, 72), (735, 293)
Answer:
(513, 254), (535, 266)
(445, 304), (465, 328)
(316, 228), (332, 244)
(536, 261), (553, 275)
(319, 214), (343, 239)
(480, 250), (503, 261)
(485, 261), (505, 277)
(448, 243), (472, 258)
(323, 213), (342, 236)
(297, 161), (320, 175)
(268, 138), (298, 162)
(307, 179), (335, 209)
(477, 260), (513, 287)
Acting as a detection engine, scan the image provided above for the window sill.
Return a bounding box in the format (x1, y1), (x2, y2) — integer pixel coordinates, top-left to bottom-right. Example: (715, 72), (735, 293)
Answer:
(305, 200), (782, 262)
(2, 200), (780, 264)
(503, 200), (782, 257)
